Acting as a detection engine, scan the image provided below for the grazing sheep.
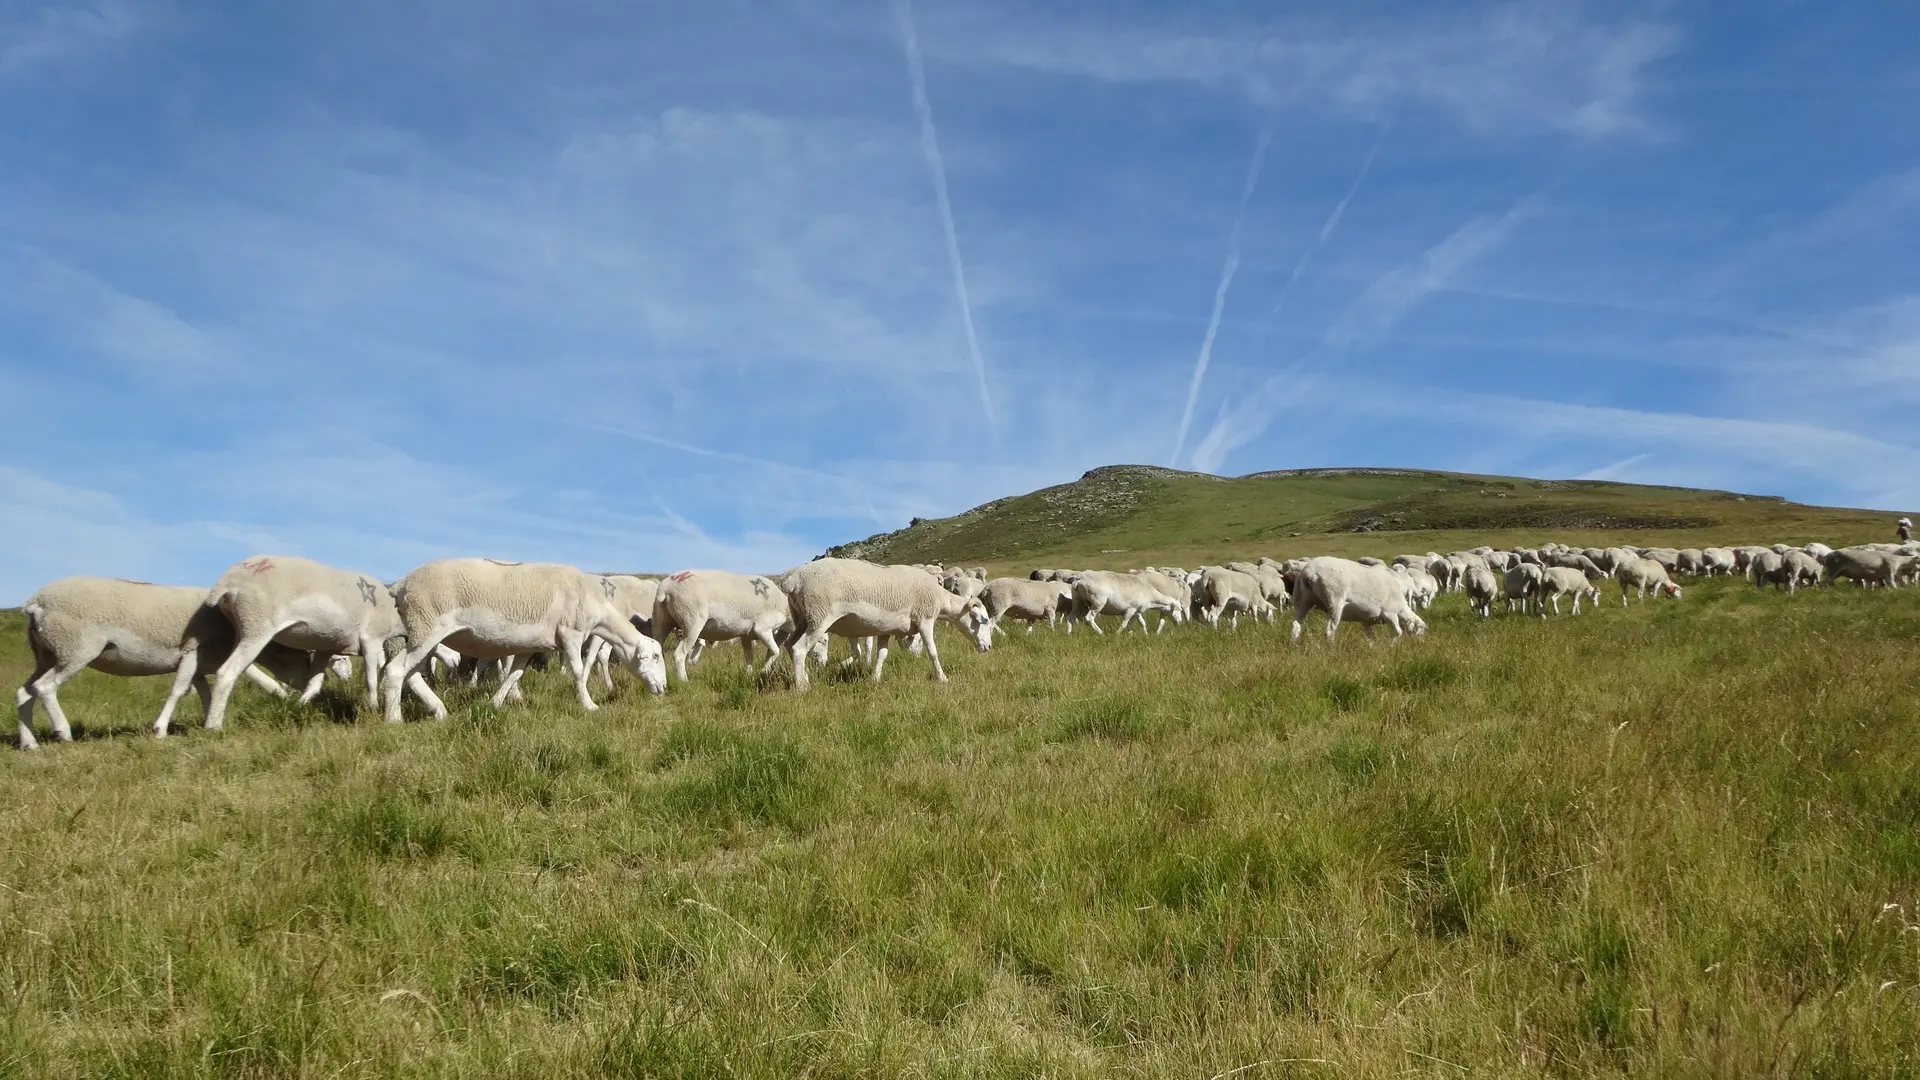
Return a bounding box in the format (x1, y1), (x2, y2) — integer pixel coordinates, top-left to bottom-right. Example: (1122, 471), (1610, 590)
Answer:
(1782, 550), (1823, 591)
(585, 574), (661, 690)
(1543, 550), (1605, 577)
(941, 571), (987, 601)
(1674, 549), (1706, 577)
(1224, 561), (1292, 609)
(1535, 566), (1600, 615)
(1461, 566), (1500, 618)
(1286, 557), (1427, 644)
(1390, 564), (1440, 609)
(1901, 517), (1913, 543)
(1641, 549), (1682, 573)
(1069, 571), (1184, 634)
(650, 570), (793, 683)
(1701, 548), (1737, 577)
(1617, 558), (1683, 605)
(1484, 551), (1519, 573)
(1748, 550), (1789, 591)
(15, 577), (342, 748)
(780, 558), (991, 691)
(1194, 566), (1272, 629)
(379, 559), (667, 723)
(1803, 543), (1834, 559)
(201, 555), (424, 733)
(1356, 556), (1386, 568)
(1503, 563), (1545, 614)
(1820, 547), (1915, 589)
(980, 577), (1072, 633)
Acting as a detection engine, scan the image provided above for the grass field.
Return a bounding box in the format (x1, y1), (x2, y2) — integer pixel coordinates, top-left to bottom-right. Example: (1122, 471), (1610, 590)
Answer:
(4, 567), (1919, 1076)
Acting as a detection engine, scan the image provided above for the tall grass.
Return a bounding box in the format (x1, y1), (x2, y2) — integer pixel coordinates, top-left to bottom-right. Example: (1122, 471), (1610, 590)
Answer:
(2, 577), (1917, 1076)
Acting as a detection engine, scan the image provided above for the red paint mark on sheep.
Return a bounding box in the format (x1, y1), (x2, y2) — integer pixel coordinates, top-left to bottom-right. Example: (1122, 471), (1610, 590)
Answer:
(241, 558), (275, 574)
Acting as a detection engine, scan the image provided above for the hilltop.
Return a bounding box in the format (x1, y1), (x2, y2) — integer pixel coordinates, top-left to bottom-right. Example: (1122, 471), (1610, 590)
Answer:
(826, 465), (1901, 570)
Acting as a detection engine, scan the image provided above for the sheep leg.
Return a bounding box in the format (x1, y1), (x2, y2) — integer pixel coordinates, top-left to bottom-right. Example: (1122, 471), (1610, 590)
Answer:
(380, 624), (460, 723)
(1082, 612), (1103, 635)
(295, 661), (328, 704)
(15, 639), (74, 749)
(738, 636), (757, 672)
(152, 650), (202, 738)
(671, 616), (707, 684)
(490, 655), (530, 707)
(789, 629), (826, 692)
(870, 636), (891, 682)
(753, 627), (783, 675)
(558, 628), (597, 711)
(919, 620), (947, 682)
(204, 626), (296, 732)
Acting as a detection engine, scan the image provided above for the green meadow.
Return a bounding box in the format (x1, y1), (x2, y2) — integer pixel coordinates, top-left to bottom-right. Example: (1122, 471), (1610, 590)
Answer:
(4, 553), (1918, 1076)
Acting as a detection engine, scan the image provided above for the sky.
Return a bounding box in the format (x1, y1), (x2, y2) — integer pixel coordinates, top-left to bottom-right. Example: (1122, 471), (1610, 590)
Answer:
(3, 0), (1918, 599)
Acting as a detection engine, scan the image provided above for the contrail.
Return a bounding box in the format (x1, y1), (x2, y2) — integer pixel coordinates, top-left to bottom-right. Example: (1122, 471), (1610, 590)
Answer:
(895, 0), (995, 432)
(1170, 130), (1270, 468)
(1270, 117), (1392, 314)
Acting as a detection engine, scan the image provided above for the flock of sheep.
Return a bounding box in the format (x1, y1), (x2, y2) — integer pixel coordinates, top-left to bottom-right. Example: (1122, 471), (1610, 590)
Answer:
(13, 534), (1917, 750)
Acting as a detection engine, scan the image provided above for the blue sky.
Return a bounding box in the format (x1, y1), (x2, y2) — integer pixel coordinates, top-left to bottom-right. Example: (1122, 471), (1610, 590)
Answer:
(4, 1), (1918, 598)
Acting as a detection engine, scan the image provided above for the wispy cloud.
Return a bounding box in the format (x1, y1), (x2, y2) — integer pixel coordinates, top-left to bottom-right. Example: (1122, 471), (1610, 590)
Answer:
(1170, 130), (1269, 467)
(1191, 199), (1537, 473)
(1323, 199), (1538, 351)
(925, 1), (1678, 138)
(0, 1), (150, 75)
(1271, 118), (1391, 313)
(896, 0), (995, 432)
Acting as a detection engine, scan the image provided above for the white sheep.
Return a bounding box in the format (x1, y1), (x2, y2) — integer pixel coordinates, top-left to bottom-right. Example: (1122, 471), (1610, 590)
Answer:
(201, 555), (431, 733)
(1820, 547), (1914, 588)
(585, 574), (661, 690)
(979, 577), (1073, 633)
(1287, 557), (1427, 643)
(1389, 564), (1440, 609)
(1069, 571), (1184, 634)
(1700, 548), (1737, 576)
(1748, 550), (1789, 591)
(1535, 566), (1600, 615)
(649, 569), (792, 684)
(1193, 566), (1271, 629)
(379, 559), (666, 723)
(1503, 563), (1545, 614)
(1617, 558), (1683, 605)
(1461, 565), (1500, 617)
(1782, 550), (1823, 591)
(15, 577), (345, 748)
(780, 558), (991, 691)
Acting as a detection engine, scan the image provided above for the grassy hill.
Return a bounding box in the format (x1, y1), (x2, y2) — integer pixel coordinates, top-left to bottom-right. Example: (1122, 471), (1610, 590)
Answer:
(827, 465), (1904, 572)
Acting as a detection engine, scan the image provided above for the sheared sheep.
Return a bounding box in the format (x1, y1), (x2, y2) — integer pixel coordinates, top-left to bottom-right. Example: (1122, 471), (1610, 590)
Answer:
(1820, 547), (1915, 589)
(649, 569), (794, 683)
(1535, 566), (1600, 615)
(201, 555), (427, 733)
(1748, 550), (1789, 591)
(1069, 570), (1184, 634)
(780, 558), (991, 691)
(1504, 563), (1545, 614)
(16, 577), (344, 748)
(1194, 566), (1271, 629)
(1461, 566), (1500, 617)
(379, 559), (666, 723)
(585, 574), (661, 690)
(979, 577), (1072, 633)
(1782, 550), (1823, 591)
(1286, 557), (1427, 643)
(1617, 558), (1683, 605)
